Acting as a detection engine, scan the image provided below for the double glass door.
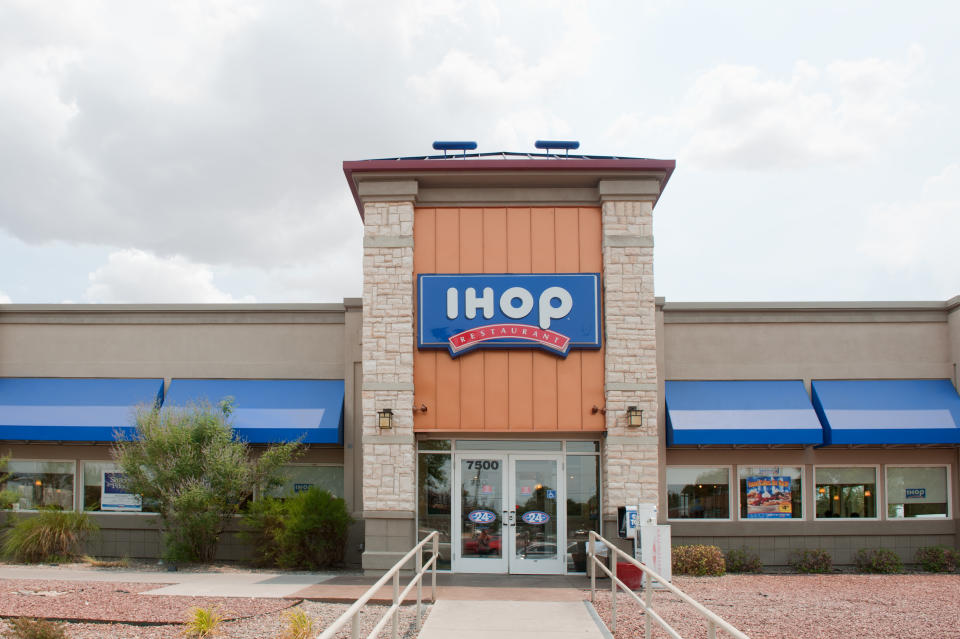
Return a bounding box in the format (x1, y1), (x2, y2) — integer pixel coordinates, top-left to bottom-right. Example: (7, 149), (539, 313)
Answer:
(453, 453), (564, 574)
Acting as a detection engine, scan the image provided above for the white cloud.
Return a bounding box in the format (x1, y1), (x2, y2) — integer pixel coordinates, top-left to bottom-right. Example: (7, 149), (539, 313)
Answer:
(856, 163), (960, 295)
(83, 249), (253, 303)
(610, 48), (923, 169)
(0, 291), (11, 304)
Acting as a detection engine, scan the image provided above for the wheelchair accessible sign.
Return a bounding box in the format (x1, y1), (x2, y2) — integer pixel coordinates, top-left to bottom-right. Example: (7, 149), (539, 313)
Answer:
(417, 273), (602, 358)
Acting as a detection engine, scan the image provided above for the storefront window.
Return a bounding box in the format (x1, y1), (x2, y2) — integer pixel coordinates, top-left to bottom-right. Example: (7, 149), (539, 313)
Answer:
(886, 466), (948, 519)
(417, 453), (451, 569)
(815, 467), (876, 518)
(2, 460), (74, 511)
(266, 465), (344, 499)
(566, 454), (600, 572)
(667, 467), (730, 519)
(738, 466), (802, 519)
(82, 461), (159, 513)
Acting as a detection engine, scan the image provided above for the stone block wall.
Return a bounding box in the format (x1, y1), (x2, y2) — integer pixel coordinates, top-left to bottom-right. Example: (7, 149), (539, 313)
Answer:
(601, 194), (660, 521)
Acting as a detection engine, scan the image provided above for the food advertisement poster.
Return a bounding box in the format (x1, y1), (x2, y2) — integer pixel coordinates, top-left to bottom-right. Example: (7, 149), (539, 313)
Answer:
(101, 471), (142, 512)
(746, 476), (791, 518)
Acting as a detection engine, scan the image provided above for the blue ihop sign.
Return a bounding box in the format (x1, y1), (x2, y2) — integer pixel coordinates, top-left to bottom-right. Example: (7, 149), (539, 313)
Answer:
(418, 273), (602, 358)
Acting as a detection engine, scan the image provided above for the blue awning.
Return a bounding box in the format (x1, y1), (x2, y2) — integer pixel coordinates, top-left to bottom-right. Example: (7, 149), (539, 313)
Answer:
(812, 379), (960, 445)
(164, 379), (344, 444)
(0, 378), (164, 441)
(666, 380), (824, 446)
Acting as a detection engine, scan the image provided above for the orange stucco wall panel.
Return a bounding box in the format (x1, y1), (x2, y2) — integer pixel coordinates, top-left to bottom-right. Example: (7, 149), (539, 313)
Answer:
(413, 207), (605, 432)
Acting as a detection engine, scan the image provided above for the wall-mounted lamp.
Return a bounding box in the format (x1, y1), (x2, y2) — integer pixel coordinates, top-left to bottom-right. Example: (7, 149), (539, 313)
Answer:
(377, 408), (394, 430)
(627, 406), (643, 428)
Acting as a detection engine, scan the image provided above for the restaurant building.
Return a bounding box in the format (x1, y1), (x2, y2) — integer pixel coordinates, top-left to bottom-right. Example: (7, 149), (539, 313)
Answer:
(1, 148), (959, 572)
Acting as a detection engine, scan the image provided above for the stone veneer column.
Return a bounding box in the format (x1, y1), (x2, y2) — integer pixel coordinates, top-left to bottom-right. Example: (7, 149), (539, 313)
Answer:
(599, 179), (662, 541)
(359, 180), (418, 572)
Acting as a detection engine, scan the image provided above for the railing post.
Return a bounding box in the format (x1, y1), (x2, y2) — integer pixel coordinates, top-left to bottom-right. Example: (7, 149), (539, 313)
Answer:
(708, 620), (717, 639)
(416, 542), (424, 631)
(431, 532), (438, 603)
(392, 569), (400, 639)
(644, 569), (652, 639)
(351, 613), (360, 639)
(589, 533), (596, 603)
(610, 545), (617, 634)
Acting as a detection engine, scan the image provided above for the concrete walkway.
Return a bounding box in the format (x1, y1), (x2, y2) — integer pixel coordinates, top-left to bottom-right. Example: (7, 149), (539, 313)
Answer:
(418, 600), (610, 639)
(0, 565), (337, 598)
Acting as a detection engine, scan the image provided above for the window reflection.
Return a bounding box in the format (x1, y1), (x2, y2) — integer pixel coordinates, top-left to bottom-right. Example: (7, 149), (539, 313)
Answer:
(417, 453), (451, 569)
(667, 467), (730, 519)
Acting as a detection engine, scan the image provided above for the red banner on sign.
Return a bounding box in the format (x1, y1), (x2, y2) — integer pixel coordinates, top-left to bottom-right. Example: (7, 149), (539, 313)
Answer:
(448, 323), (571, 354)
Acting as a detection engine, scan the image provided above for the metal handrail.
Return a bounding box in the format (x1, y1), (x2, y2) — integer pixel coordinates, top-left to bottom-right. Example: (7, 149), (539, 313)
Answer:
(318, 531), (440, 639)
(588, 531), (750, 639)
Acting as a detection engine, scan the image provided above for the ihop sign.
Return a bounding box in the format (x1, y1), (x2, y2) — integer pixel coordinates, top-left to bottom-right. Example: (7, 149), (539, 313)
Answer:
(417, 273), (602, 358)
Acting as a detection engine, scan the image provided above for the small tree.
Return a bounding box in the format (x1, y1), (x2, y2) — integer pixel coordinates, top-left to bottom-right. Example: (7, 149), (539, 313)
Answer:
(112, 399), (302, 563)
(0, 454), (17, 511)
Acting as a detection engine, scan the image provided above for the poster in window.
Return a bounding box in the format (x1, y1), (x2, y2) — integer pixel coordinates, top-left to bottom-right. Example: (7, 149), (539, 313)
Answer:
(746, 476), (791, 519)
(101, 471), (142, 512)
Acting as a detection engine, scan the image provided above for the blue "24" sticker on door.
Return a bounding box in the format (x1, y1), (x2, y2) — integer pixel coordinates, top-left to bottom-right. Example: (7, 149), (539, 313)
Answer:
(468, 510), (497, 524)
(521, 511), (550, 525)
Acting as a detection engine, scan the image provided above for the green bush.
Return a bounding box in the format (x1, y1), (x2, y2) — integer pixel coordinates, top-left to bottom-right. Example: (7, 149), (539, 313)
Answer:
(854, 548), (903, 574)
(1, 510), (98, 563)
(788, 549), (832, 574)
(724, 547), (763, 573)
(112, 400), (302, 563)
(672, 544), (725, 576)
(3, 617), (69, 639)
(915, 545), (958, 573)
(243, 487), (353, 570)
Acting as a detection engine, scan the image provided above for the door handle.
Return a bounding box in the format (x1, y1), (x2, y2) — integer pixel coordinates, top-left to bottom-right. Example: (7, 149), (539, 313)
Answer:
(508, 510), (516, 525)
(502, 510), (510, 526)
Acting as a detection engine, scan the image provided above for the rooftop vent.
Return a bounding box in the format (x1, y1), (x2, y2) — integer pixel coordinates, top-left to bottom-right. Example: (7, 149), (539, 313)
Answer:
(432, 141), (478, 157)
(535, 140), (580, 156)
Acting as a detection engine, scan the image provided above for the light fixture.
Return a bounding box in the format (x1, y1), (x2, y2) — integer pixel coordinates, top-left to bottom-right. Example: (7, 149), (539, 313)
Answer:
(34, 480), (42, 487)
(864, 490), (872, 498)
(627, 406), (643, 428)
(377, 408), (394, 430)
(818, 487), (826, 494)
(833, 495), (839, 501)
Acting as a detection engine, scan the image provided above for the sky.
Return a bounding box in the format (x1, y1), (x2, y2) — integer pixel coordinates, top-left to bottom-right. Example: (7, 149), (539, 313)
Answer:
(0, 0), (957, 305)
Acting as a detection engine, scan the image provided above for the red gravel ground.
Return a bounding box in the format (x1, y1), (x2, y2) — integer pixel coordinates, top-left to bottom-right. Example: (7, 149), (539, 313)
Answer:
(591, 574), (960, 639)
(0, 580), (295, 623)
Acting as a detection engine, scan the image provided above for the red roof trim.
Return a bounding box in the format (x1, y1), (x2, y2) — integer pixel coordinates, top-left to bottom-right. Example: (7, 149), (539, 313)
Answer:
(342, 157), (676, 219)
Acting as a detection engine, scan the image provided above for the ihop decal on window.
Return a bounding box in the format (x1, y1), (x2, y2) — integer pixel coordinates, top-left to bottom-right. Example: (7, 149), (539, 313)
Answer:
(417, 273), (601, 358)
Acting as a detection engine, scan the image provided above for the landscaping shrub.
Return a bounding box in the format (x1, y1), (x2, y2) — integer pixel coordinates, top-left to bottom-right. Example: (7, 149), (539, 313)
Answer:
(183, 607), (223, 639)
(2, 617), (69, 639)
(788, 549), (832, 574)
(724, 547), (763, 573)
(671, 544), (725, 576)
(277, 609), (316, 639)
(1, 510), (98, 563)
(854, 548), (903, 574)
(244, 487), (352, 569)
(915, 545), (958, 573)
(112, 400), (302, 563)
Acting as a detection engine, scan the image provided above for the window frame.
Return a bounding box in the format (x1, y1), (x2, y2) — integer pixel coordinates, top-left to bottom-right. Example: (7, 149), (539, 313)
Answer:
(734, 464), (806, 522)
(665, 464), (734, 522)
(2, 458), (78, 512)
(884, 464), (952, 521)
(78, 460), (160, 516)
(813, 464), (881, 521)
(259, 462), (346, 500)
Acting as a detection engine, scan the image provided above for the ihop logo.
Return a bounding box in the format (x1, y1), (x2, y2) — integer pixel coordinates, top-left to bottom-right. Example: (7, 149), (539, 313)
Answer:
(418, 273), (601, 358)
(521, 511), (550, 525)
(468, 510), (497, 524)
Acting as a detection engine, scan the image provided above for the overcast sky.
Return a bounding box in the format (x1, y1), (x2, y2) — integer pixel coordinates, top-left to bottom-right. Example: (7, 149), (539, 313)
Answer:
(0, 1), (957, 305)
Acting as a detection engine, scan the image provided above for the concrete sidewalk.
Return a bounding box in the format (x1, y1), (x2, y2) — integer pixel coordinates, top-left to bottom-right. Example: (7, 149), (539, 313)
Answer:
(418, 600), (610, 639)
(0, 565), (337, 598)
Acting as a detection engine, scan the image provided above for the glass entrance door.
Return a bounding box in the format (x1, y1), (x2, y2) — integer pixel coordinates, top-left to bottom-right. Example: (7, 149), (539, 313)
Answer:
(454, 455), (508, 573)
(508, 456), (564, 574)
(453, 452), (565, 574)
